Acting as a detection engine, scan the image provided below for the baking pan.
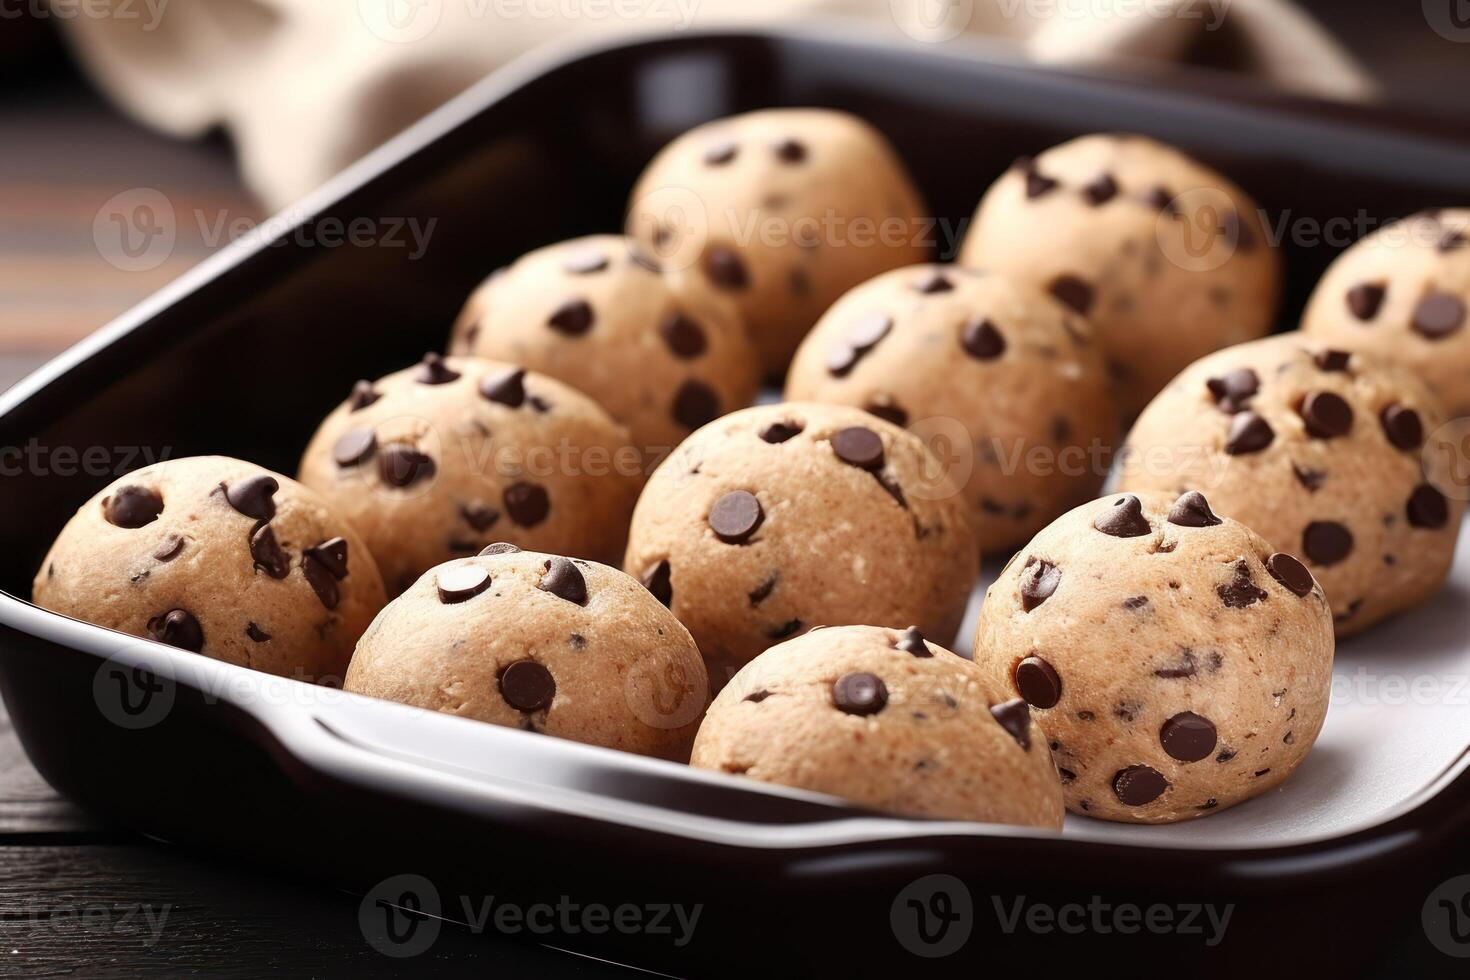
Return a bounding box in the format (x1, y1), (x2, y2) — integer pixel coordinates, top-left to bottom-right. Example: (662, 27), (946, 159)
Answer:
(3, 25), (1470, 976)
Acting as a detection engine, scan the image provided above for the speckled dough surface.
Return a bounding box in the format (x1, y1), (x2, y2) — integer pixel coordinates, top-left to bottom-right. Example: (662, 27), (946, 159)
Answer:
(973, 491), (1335, 823)
(298, 354), (641, 594)
(623, 402), (977, 685)
(690, 624), (1063, 828)
(1119, 335), (1463, 636)
(786, 263), (1118, 552)
(345, 546), (707, 761)
(626, 108), (930, 373)
(33, 456), (387, 681)
(960, 133), (1281, 417)
(1301, 208), (1470, 416)
(449, 234), (760, 456)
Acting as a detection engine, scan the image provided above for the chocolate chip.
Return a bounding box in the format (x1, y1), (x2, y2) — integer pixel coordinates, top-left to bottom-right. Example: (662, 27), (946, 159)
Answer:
(659, 312), (707, 359)
(744, 689), (772, 703)
(224, 475), (278, 521)
(562, 248), (608, 274)
(152, 535), (184, 562)
(1113, 765), (1169, 806)
(773, 138), (806, 163)
(378, 445), (435, 488)
(1161, 712), (1217, 762)
(865, 401), (907, 428)
(826, 313), (892, 377)
(416, 352), (460, 385)
(1313, 349), (1352, 372)
(703, 248), (748, 290)
(831, 426), (884, 471)
(500, 661), (555, 712)
(333, 428), (376, 467)
(1225, 411), (1274, 455)
(1303, 521), (1353, 565)
(1014, 656), (1061, 708)
(1168, 490), (1222, 528)
(641, 559), (672, 607)
(961, 318), (1006, 360)
(1093, 495), (1152, 537)
(703, 140), (738, 166)
(480, 542), (521, 556)
(1217, 559), (1267, 608)
(105, 486), (163, 528)
(479, 367), (526, 407)
(569, 633), (586, 650)
(1145, 185), (1178, 215)
(1024, 164), (1058, 199)
(147, 609), (203, 652)
(538, 557), (588, 606)
(1439, 230), (1467, 253)
(759, 421), (802, 444)
(990, 699), (1032, 749)
(1123, 595), (1150, 610)
(627, 247), (661, 274)
(1380, 404), (1423, 450)
(503, 482), (549, 527)
(895, 626), (931, 657)
(458, 503), (499, 533)
(748, 574), (777, 606)
(245, 622), (270, 643)
(709, 490), (763, 544)
(832, 672), (887, 716)
(349, 380), (381, 412)
(1206, 367), (1259, 413)
(1346, 282), (1386, 321)
(1267, 553), (1314, 596)
(1223, 211), (1256, 252)
(436, 564), (490, 603)
(1408, 484), (1450, 529)
(1298, 391), (1353, 438)
(249, 524), (290, 580)
(789, 267), (810, 296)
(305, 538), (349, 581)
(1083, 172), (1118, 206)
(912, 270), (953, 294)
(767, 619), (803, 640)
(1048, 275), (1094, 314)
(548, 298), (594, 335)
(672, 379), (720, 430)
(1413, 292), (1466, 339)
(1019, 558), (1060, 612)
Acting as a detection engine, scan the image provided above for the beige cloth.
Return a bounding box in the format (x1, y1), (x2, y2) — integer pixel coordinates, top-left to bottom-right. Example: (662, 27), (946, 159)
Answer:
(57, 0), (1372, 209)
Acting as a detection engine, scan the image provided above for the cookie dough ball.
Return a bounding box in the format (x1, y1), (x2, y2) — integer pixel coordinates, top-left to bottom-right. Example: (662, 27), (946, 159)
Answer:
(627, 108), (929, 374)
(448, 235), (760, 456)
(299, 354), (641, 594)
(33, 456), (386, 681)
(346, 546), (707, 761)
(1302, 209), (1470, 416)
(960, 133), (1281, 417)
(624, 402), (976, 683)
(1119, 335), (1463, 635)
(973, 491), (1334, 823)
(691, 625), (1063, 827)
(786, 264), (1118, 552)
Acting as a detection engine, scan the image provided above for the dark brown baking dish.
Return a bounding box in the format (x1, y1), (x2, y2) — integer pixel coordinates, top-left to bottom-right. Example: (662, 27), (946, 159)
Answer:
(3, 26), (1469, 977)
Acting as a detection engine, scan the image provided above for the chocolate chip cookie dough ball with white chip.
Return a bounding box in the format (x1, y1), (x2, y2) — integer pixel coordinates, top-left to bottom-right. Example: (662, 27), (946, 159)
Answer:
(1302, 208), (1470, 416)
(346, 545), (707, 761)
(786, 264), (1118, 552)
(960, 133), (1281, 417)
(1118, 335), (1463, 636)
(33, 456), (386, 680)
(691, 625), (1063, 827)
(448, 235), (760, 456)
(626, 109), (930, 374)
(624, 403), (976, 685)
(299, 354), (641, 595)
(973, 491), (1334, 823)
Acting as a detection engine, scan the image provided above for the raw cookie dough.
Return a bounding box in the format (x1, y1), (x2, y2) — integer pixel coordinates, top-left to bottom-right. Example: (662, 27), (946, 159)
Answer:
(623, 402), (977, 685)
(1301, 208), (1470, 416)
(449, 234), (760, 457)
(959, 133), (1281, 417)
(33, 456), (386, 681)
(786, 263), (1118, 552)
(299, 354), (641, 594)
(973, 490), (1334, 823)
(346, 545), (707, 761)
(627, 108), (930, 374)
(691, 624), (1063, 828)
(1119, 335), (1463, 636)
